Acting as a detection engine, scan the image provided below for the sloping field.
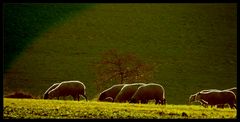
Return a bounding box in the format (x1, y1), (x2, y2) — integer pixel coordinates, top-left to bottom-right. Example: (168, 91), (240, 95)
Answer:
(3, 3), (93, 70)
(3, 3), (237, 104)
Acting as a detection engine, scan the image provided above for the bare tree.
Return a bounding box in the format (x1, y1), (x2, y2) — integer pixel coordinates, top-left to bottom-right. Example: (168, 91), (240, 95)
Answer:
(92, 49), (156, 91)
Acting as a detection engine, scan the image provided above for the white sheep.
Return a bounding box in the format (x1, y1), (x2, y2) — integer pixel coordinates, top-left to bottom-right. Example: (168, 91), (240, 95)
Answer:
(48, 81), (87, 101)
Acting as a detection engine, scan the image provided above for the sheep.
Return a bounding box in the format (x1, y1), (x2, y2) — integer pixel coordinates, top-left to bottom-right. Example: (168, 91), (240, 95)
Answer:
(193, 88), (236, 108)
(188, 89), (221, 106)
(43, 83), (60, 99)
(114, 83), (145, 103)
(130, 83), (166, 105)
(48, 81), (87, 101)
(195, 90), (236, 109)
(98, 84), (125, 102)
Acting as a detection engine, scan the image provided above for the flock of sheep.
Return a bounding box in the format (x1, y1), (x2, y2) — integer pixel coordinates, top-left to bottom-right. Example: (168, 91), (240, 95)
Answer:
(43, 80), (236, 109)
(98, 83), (166, 104)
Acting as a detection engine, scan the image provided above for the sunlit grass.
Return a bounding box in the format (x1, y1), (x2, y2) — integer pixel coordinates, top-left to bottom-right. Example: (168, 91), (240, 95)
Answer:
(3, 98), (236, 119)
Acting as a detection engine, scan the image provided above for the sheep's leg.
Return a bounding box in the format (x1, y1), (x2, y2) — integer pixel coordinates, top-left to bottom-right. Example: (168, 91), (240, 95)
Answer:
(162, 99), (166, 105)
(229, 103), (237, 109)
(217, 104), (224, 108)
(75, 95), (79, 101)
(155, 99), (160, 105)
(77, 94), (80, 101)
(72, 95), (76, 101)
(160, 99), (164, 105)
(112, 98), (115, 102)
(141, 99), (147, 104)
(199, 102), (207, 108)
(229, 104), (234, 109)
(199, 99), (208, 108)
(82, 94), (87, 101)
(233, 104), (237, 109)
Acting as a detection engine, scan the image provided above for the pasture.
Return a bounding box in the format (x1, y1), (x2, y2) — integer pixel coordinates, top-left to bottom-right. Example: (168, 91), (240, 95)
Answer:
(3, 98), (237, 119)
(3, 3), (237, 105)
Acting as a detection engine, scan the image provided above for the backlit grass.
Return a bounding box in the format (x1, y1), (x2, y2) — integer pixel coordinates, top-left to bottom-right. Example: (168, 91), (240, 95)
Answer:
(3, 98), (237, 119)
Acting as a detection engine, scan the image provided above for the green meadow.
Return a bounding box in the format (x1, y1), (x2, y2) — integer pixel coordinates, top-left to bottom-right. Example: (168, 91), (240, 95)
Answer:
(3, 3), (237, 106)
(3, 3), (94, 71)
(3, 98), (237, 119)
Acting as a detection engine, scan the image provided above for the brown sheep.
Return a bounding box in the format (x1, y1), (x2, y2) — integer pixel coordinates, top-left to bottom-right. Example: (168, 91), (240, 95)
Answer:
(43, 83), (60, 99)
(195, 90), (236, 109)
(48, 81), (87, 101)
(98, 84), (125, 102)
(130, 83), (166, 105)
(188, 89), (221, 106)
(114, 83), (145, 103)
(199, 88), (236, 108)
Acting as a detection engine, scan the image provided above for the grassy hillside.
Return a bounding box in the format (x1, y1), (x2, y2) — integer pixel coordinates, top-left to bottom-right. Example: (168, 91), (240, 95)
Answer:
(3, 98), (237, 119)
(3, 3), (94, 70)
(3, 3), (237, 104)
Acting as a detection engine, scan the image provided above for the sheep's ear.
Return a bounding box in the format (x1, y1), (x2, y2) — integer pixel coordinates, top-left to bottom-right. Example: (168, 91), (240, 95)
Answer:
(196, 92), (200, 96)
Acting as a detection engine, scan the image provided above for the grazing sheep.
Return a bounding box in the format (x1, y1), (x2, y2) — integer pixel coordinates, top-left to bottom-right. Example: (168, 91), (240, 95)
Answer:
(98, 84), (125, 102)
(189, 89), (221, 106)
(43, 83), (60, 99)
(130, 83), (166, 105)
(48, 81), (87, 101)
(114, 83), (145, 103)
(195, 90), (236, 109)
(198, 89), (236, 108)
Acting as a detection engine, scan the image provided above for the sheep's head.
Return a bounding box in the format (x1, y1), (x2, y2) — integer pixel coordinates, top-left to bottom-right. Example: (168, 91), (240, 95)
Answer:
(48, 91), (55, 99)
(188, 94), (196, 104)
(129, 98), (138, 103)
(98, 92), (106, 101)
(195, 92), (202, 101)
(43, 93), (49, 99)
